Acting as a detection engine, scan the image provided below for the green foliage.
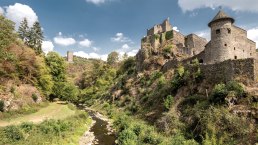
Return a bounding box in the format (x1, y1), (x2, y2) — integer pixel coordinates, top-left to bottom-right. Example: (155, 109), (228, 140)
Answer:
(3, 126), (24, 141)
(0, 100), (4, 112)
(171, 65), (188, 92)
(53, 82), (79, 102)
(18, 18), (30, 45)
(28, 21), (44, 54)
(107, 51), (119, 65)
(165, 30), (173, 40)
(164, 95), (174, 110)
(18, 19), (43, 54)
(31, 93), (38, 102)
(0, 111), (91, 145)
(209, 81), (244, 104)
(0, 15), (16, 61)
(154, 34), (160, 40)
(45, 52), (67, 82)
(163, 45), (173, 54)
(118, 129), (138, 145)
(0, 15), (16, 52)
(119, 57), (136, 75)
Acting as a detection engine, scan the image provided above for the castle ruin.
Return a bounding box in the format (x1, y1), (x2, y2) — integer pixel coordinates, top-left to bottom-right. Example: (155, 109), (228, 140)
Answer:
(137, 10), (258, 83)
(67, 51), (74, 62)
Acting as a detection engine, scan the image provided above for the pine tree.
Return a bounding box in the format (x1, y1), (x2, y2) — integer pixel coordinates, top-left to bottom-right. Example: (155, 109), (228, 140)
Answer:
(29, 21), (44, 54)
(18, 18), (29, 44)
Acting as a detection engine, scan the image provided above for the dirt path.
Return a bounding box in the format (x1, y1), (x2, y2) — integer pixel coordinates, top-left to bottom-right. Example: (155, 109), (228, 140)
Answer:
(0, 102), (76, 127)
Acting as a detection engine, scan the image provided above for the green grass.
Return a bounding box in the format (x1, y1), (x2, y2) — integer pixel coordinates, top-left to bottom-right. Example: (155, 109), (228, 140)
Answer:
(0, 111), (92, 145)
(0, 102), (76, 127)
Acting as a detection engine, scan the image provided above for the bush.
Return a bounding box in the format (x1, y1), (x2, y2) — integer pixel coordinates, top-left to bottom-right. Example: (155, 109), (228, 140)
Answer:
(20, 122), (34, 132)
(117, 129), (138, 145)
(210, 83), (228, 104)
(31, 93), (38, 102)
(0, 100), (4, 112)
(165, 30), (173, 40)
(226, 81), (244, 97)
(4, 126), (24, 141)
(163, 45), (173, 54)
(164, 95), (174, 110)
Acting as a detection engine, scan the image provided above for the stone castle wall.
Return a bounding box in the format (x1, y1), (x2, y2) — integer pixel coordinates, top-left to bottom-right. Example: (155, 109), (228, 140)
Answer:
(162, 58), (257, 84)
(184, 34), (207, 56)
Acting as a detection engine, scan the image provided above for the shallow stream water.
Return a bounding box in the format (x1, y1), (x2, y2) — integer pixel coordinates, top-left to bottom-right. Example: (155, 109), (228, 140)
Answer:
(86, 110), (116, 145)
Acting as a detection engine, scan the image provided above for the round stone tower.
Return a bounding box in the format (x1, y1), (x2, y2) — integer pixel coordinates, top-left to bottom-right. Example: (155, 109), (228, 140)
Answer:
(207, 10), (235, 64)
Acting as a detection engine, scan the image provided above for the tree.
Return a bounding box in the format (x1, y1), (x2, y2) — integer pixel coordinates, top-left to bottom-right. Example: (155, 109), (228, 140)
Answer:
(28, 21), (44, 54)
(0, 15), (16, 62)
(107, 51), (119, 65)
(122, 53), (128, 60)
(45, 52), (66, 82)
(18, 18), (29, 44)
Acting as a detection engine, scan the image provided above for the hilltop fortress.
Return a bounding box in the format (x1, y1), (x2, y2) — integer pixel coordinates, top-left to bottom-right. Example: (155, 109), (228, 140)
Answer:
(137, 10), (258, 84)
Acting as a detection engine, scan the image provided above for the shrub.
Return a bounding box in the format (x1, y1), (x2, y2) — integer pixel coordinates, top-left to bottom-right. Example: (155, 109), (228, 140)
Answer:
(164, 95), (174, 110)
(31, 93), (38, 102)
(154, 34), (160, 40)
(117, 129), (138, 145)
(226, 81), (244, 97)
(10, 86), (15, 93)
(143, 133), (162, 144)
(165, 30), (173, 40)
(0, 100), (4, 112)
(209, 83), (228, 104)
(163, 45), (173, 54)
(4, 126), (24, 141)
(20, 122), (34, 132)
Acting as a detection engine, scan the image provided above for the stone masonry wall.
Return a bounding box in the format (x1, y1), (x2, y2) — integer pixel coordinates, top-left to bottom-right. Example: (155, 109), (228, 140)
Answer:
(162, 58), (256, 84)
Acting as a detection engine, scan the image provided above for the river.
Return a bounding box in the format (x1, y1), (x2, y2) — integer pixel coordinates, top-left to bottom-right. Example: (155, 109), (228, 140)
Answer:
(85, 109), (116, 145)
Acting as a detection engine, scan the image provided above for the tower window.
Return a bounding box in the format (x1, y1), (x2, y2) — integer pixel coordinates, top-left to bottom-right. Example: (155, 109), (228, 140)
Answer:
(234, 47), (236, 50)
(243, 50), (244, 52)
(235, 56), (237, 59)
(224, 44), (227, 46)
(227, 28), (231, 34)
(250, 53), (252, 56)
(216, 29), (220, 34)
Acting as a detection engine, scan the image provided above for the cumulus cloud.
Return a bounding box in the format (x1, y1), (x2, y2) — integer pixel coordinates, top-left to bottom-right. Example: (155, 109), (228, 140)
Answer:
(5, 3), (38, 28)
(111, 33), (132, 43)
(0, 7), (4, 14)
(54, 37), (76, 46)
(127, 49), (139, 57)
(74, 51), (108, 61)
(42, 41), (54, 54)
(247, 28), (258, 48)
(178, 0), (258, 13)
(173, 26), (179, 32)
(79, 39), (92, 47)
(122, 44), (129, 49)
(86, 0), (106, 5)
(196, 29), (210, 41)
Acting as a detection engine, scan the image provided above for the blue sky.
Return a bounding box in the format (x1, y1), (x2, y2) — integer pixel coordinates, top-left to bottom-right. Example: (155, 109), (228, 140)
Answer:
(0, 0), (258, 60)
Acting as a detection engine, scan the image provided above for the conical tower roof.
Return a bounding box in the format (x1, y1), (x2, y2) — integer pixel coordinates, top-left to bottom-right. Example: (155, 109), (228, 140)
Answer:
(208, 10), (235, 27)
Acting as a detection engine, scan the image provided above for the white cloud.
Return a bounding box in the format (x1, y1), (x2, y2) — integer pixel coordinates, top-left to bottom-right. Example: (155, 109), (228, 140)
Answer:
(54, 35), (76, 46)
(86, 0), (106, 5)
(74, 51), (108, 61)
(122, 44), (129, 49)
(93, 47), (100, 52)
(0, 7), (4, 15)
(58, 32), (62, 36)
(42, 41), (54, 54)
(111, 33), (132, 43)
(173, 26), (179, 32)
(5, 3), (38, 28)
(178, 0), (258, 13)
(79, 39), (92, 47)
(196, 29), (210, 41)
(247, 28), (258, 48)
(127, 49), (139, 57)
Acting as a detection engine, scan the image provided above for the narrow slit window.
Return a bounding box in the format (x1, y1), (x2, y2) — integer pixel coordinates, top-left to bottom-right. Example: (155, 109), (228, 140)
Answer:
(234, 47), (236, 50)
(250, 53), (252, 56)
(216, 29), (220, 34)
(235, 56), (237, 59)
(224, 44), (227, 46)
(227, 28), (231, 34)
